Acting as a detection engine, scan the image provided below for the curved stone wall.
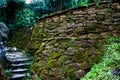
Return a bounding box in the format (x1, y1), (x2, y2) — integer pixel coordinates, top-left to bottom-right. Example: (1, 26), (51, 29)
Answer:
(9, 2), (120, 80)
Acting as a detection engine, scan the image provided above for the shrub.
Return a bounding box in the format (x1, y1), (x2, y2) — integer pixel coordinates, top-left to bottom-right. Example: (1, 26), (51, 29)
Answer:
(81, 37), (120, 80)
(15, 8), (35, 28)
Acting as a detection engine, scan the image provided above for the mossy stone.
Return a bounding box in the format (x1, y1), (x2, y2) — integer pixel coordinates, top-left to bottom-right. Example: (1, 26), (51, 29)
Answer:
(50, 52), (61, 59)
(47, 59), (61, 68)
(58, 55), (67, 63)
(72, 51), (87, 63)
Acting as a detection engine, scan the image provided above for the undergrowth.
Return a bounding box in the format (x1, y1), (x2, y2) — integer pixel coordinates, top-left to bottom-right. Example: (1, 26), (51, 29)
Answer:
(81, 37), (120, 80)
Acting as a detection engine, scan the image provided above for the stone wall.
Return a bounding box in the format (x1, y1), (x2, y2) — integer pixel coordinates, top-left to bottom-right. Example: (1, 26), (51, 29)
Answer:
(0, 65), (7, 80)
(10, 2), (120, 80)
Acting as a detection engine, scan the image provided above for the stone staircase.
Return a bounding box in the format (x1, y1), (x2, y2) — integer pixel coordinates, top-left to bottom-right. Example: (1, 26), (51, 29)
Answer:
(4, 48), (33, 80)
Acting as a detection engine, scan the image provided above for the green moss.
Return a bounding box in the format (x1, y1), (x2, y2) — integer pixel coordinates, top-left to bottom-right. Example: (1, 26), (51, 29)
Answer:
(85, 23), (102, 33)
(59, 39), (82, 49)
(72, 51), (87, 63)
(47, 52), (62, 68)
(103, 8), (115, 13)
(66, 12), (74, 19)
(58, 55), (67, 63)
(80, 61), (91, 70)
(81, 37), (120, 80)
(79, 18), (85, 23)
(35, 44), (45, 55)
(47, 59), (60, 68)
(27, 41), (40, 52)
(59, 41), (69, 49)
(58, 19), (66, 23)
(31, 27), (47, 41)
(50, 52), (61, 59)
(49, 40), (57, 45)
(63, 68), (77, 80)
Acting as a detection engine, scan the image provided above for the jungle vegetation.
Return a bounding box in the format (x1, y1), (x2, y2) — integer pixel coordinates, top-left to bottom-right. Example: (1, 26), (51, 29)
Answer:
(0, 0), (113, 30)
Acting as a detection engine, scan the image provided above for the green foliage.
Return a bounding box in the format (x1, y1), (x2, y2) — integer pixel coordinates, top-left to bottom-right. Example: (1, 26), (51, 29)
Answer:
(0, 0), (7, 5)
(64, 68), (77, 80)
(0, 0), (113, 30)
(45, 0), (73, 12)
(81, 37), (120, 80)
(0, 15), (6, 22)
(0, 8), (6, 22)
(15, 8), (35, 27)
(78, 0), (90, 6)
(94, 0), (101, 7)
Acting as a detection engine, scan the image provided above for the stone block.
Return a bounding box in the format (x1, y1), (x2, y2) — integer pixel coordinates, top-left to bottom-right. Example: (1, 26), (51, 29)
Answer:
(75, 70), (86, 78)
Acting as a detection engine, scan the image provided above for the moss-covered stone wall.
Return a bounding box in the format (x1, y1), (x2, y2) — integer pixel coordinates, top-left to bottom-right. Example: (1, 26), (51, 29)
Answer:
(9, 2), (120, 80)
(0, 64), (7, 80)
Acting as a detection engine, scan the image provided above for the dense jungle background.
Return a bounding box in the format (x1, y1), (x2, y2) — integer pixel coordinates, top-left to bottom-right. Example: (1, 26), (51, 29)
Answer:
(0, 0), (110, 30)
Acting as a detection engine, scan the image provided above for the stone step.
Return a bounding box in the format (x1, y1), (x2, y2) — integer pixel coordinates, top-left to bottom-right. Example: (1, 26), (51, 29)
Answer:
(5, 53), (27, 59)
(5, 56), (26, 60)
(6, 53), (25, 57)
(11, 63), (31, 67)
(6, 56), (28, 60)
(8, 68), (29, 73)
(5, 47), (18, 52)
(9, 73), (30, 80)
(8, 58), (32, 63)
(5, 53), (24, 56)
(4, 49), (33, 79)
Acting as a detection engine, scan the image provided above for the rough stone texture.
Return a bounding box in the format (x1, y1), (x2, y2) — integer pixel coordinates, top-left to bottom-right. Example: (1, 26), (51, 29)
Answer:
(9, 2), (120, 80)
(0, 64), (7, 80)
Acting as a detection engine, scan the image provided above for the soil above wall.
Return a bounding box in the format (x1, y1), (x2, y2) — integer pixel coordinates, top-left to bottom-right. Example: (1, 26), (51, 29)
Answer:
(9, 2), (120, 80)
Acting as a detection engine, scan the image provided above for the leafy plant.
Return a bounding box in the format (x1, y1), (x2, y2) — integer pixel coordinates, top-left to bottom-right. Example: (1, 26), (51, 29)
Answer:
(81, 37), (120, 80)
(15, 8), (35, 27)
(78, 0), (90, 6)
